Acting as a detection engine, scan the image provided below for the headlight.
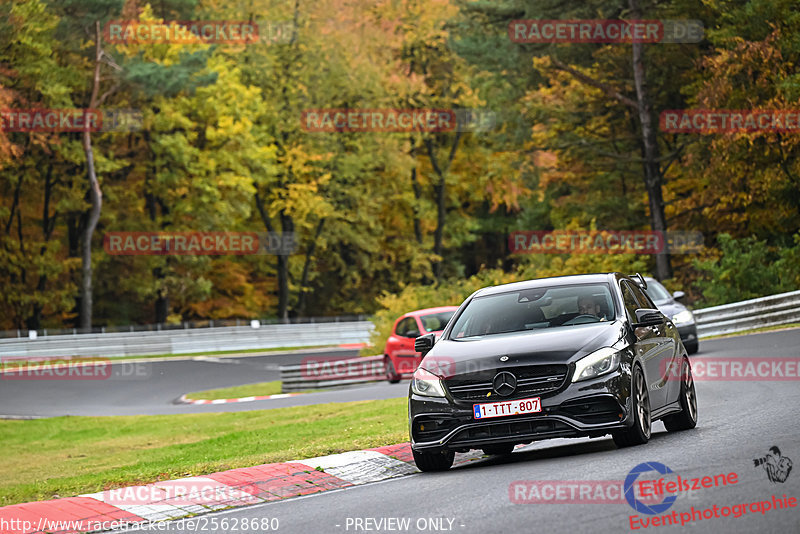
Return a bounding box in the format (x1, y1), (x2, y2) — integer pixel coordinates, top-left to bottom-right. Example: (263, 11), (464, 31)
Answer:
(411, 367), (446, 397)
(672, 310), (694, 325)
(572, 347), (622, 382)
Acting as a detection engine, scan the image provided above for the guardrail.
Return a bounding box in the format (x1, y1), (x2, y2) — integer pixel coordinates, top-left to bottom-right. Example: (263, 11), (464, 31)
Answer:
(279, 355), (385, 392)
(0, 321), (374, 358)
(0, 314), (368, 339)
(2, 290), (797, 363)
(277, 290), (800, 392)
(694, 289), (800, 339)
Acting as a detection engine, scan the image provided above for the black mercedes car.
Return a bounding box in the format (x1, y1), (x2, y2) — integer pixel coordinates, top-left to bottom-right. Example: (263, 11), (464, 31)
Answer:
(409, 273), (698, 471)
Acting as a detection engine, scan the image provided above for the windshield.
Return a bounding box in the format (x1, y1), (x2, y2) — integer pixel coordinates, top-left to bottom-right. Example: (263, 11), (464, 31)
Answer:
(419, 311), (455, 332)
(645, 280), (672, 302)
(448, 284), (616, 339)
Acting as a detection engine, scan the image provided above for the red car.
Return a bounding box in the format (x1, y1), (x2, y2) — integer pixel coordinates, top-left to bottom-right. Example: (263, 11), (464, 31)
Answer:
(383, 306), (458, 383)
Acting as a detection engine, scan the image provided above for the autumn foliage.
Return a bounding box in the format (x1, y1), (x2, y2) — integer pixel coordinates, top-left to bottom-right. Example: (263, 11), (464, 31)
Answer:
(1, 0), (798, 331)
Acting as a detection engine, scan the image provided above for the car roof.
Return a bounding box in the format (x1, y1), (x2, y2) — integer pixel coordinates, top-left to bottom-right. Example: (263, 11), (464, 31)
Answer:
(472, 273), (620, 298)
(402, 306), (459, 318)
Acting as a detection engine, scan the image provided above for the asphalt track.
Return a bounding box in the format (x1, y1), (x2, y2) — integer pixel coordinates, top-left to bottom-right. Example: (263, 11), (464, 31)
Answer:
(1, 329), (799, 421)
(113, 328), (800, 534)
(0, 347), (410, 417)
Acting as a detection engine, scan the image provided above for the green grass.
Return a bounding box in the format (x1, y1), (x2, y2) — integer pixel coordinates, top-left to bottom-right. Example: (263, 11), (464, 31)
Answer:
(184, 381), (284, 400)
(701, 322), (800, 340)
(0, 398), (407, 507)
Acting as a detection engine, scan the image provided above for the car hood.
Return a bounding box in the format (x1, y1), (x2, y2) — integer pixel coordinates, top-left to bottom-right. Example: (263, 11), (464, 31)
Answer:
(421, 321), (628, 377)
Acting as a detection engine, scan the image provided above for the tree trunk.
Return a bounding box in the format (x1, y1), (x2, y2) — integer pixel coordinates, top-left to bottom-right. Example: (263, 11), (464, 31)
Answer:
(410, 167), (423, 244)
(79, 21), (104, 330)
(424, 132), (462, 280)
(27, 165), (59, 331)
(432, 173), (446, 279)
(277, 213), (294, 320)
(296, 218), (324, 315)
(629, 0), (672, 280)
(255, 191), (293, 321)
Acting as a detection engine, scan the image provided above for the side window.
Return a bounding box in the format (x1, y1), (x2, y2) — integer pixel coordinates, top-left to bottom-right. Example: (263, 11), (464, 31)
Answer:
(396, 317), (420, 338)
(620, 282), (640, 321)
(630, 283), (656, 310)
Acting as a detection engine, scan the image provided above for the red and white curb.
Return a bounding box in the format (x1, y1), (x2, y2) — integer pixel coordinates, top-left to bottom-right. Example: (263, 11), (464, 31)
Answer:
(176, 393), (300, 405)
(0, 443), (479, 534)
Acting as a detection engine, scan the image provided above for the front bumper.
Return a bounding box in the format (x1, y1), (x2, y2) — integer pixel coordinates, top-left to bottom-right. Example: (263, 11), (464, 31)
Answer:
(410, 370), (634, 452)
(676, 323), (698, 346)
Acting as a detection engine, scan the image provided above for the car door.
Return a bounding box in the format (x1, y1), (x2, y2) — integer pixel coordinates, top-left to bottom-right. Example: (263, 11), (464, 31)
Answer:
(628, 281), (676, 409)
(621, 281), (663, 408)
(632, 282), (683, 405)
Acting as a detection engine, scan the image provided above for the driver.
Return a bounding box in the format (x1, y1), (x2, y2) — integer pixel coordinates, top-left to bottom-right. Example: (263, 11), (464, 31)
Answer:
(577, 295), (607, 321)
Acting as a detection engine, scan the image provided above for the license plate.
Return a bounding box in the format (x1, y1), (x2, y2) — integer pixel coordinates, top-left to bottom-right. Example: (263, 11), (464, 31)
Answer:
(473, 397), (541, 419)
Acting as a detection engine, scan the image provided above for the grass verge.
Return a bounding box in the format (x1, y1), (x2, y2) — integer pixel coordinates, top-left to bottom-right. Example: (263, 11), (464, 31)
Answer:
(0, 398), (407, 507)
(184, 381), (284, 400)
(700, 322), (800, 341)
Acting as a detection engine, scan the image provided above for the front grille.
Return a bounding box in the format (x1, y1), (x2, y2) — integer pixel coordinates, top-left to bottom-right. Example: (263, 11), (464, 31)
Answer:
(445, 364), (569, 401)
(450, 418), (576, 444)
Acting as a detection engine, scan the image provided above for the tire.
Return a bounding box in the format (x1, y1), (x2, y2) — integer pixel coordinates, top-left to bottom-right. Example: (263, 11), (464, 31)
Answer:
(384, 356), (401, 384)
(482, 444), (515, 456)
(663, 358), (698, 432)
(684, 340), (699, 355)
(613, 365), (651, 448)
(412, 449), (455, 472)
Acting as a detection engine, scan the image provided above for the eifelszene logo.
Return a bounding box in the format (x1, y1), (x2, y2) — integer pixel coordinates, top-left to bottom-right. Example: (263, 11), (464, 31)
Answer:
(624, 462), (678, 515)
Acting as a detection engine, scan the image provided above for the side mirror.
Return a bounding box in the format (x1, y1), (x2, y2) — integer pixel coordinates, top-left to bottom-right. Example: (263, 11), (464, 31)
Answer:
(633, 308), (663, 328)
(672, 290), (686, 301)
(414, 333), (436, 355)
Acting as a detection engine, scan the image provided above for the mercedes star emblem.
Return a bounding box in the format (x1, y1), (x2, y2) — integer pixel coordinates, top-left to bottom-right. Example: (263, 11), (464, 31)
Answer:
(492, 371), (517, 396)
